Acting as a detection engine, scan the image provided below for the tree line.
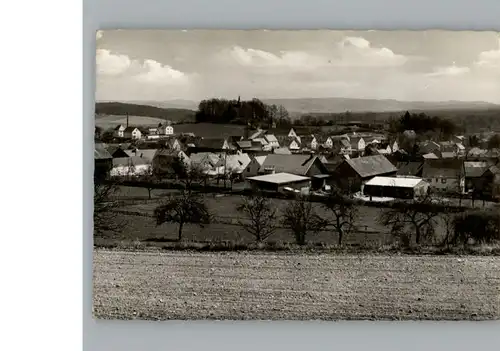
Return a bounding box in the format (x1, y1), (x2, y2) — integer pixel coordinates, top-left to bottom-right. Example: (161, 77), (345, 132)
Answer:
(389, 111), (460, 140)
(195, 97), (292, 128)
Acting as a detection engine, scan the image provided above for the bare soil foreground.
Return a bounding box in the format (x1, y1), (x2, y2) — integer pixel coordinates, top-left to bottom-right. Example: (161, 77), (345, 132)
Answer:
(93, 249), (500, 321)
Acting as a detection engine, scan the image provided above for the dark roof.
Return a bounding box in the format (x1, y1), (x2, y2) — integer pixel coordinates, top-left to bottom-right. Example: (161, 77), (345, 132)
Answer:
(422, 159), (464, 179)
(301, 135), (315, 145)
(396, 162), (424, 176)
(94, 145), (112, 160)
(273, 147), (292, 155)
(196, 138), (226, 149)
(340, 139), (351, 148)
(123, 126), (140, 133)
(259, 154), (326, 175)
(464, 161), (489, 178)
(344, 155), (398, 178)
(236, 140), (252, 149)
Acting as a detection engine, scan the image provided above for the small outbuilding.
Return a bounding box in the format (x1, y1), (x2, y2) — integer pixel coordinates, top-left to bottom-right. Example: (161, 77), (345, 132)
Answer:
(363, 176), (430, 200)
(246, 173), (311, 193)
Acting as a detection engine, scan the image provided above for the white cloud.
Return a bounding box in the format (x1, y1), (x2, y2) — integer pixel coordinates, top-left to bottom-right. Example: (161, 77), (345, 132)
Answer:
(96, 49), (132, 76)
(426, 63), (470, 77)
(336, 36), (408, 67)
(135, 59), (188, 84)
(96, 49), (188, 85)
(226, 46), (324, 69)
(474, 37), (500, 69)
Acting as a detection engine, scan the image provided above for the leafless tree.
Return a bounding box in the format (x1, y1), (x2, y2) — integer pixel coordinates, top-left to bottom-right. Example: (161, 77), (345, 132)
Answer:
(282, 196), (327, 245)
(138, 165), (157, 200)
(93, 180), (126, 235)
(379, 194), (443, 246)
(170, 156), (206, 194)
(237, 194), (278, 242)
(154, 192), (211, 241)
(322, 188), (358, 246)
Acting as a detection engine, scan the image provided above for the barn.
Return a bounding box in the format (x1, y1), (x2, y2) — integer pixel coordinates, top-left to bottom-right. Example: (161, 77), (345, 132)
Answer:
(331, 155), (398, 193)
(363, 176), (430, 200)
(246, 173), (311, 194)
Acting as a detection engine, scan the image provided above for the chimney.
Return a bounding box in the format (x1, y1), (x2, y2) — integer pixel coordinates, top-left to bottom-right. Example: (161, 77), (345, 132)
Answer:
(126, 113), (129, 128)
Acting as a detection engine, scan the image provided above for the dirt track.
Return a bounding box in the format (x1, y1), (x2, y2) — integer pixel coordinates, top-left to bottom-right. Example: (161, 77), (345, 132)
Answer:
(93, 249), (500, 321)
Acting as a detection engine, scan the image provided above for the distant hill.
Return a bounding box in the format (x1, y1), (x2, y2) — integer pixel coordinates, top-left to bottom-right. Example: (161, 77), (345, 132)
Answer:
(261, 97), (500, 115)
(114, 98), (500, 116)
(95, 102), (196, 122)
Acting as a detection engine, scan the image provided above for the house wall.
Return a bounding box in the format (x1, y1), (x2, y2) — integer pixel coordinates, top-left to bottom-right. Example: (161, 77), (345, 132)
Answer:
(426, 176), (463, 194)
(358, 139), (366, 151)
(132, 130), (142, 140)
(363, 184), (415, 199)
(331, 162), (362, 193)
(165, 126), (174, 135)
(243, 158), (261, 178)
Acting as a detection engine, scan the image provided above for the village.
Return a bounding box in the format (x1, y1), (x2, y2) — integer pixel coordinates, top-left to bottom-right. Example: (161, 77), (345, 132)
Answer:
(94, 112), (500, 204)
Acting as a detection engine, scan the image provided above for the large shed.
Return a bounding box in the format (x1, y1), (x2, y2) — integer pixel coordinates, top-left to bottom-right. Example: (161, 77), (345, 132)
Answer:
(246, 173), (311, 193)
(363, 176), (430, 200)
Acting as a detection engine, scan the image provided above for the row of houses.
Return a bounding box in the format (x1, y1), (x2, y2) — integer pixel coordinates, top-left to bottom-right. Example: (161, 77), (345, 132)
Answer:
(96, 138), (500, 200)
(113, 121), (175, 140)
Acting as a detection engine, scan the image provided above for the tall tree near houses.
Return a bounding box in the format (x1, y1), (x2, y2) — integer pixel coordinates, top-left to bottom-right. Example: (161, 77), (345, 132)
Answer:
(322, 188), (358, 246)
(237, 194), (278, 242)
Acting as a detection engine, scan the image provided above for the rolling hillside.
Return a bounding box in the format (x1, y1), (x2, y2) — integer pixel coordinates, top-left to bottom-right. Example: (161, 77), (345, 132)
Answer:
(95, 102), (196, 123)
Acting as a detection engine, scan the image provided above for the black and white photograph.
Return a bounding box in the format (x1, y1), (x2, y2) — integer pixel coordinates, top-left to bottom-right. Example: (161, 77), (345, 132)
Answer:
(93, 29), (500, 321)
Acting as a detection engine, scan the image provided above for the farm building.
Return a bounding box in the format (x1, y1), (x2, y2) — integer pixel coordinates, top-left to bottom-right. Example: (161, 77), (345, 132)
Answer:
(422, 159), (465, 194)
(246, 173), (311, 193)
(331, 155), (398, 193)
(259, 154), (330, 189)
(363, 176), (430, 200)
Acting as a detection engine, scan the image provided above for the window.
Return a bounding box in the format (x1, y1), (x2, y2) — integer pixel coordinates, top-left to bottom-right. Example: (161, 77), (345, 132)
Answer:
(247, 167), (250, 172)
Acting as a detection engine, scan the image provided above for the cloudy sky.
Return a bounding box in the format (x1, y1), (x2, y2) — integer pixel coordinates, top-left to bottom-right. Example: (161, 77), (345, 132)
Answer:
(96, 30), (500, 103)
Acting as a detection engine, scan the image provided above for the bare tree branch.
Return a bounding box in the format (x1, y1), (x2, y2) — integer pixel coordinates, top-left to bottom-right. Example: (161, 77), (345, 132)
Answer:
(236, 194), (278, 242)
